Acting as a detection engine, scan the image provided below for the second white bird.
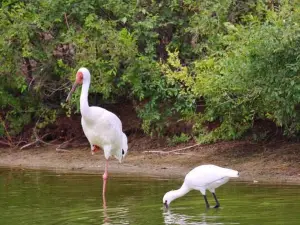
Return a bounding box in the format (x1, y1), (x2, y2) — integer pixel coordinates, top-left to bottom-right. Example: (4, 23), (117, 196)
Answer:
(163, 164), (239, 208)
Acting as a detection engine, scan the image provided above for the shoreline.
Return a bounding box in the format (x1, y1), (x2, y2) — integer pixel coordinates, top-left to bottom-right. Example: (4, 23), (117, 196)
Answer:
(1, 140), (300, 184)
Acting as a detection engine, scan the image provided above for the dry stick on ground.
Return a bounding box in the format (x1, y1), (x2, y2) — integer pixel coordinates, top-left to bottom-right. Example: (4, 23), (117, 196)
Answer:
(143, 143), (201, 154)
(56, 137), (76, 152)
(13, 138), (27, 148)
(20, 128), (53, 150)
(0, 140), (11, 147)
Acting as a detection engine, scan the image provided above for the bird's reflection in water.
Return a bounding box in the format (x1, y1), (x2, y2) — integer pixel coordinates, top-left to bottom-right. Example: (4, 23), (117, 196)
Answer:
(102, 194), (110, 224)
(100, 193), (129, 225)
(163, 208), (222, 225)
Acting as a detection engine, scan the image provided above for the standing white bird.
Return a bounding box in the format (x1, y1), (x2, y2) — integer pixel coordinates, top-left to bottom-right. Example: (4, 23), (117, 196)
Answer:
(163, 164), (239, 209)
(66, 67), (128, 196)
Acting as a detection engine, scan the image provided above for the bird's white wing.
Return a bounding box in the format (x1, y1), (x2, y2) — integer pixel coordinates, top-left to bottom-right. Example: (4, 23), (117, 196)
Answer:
(89, 106), (122, 129)
(87, 106), (127, 161)
(88, 107), (122, 141)
(185, 165), (237, 189)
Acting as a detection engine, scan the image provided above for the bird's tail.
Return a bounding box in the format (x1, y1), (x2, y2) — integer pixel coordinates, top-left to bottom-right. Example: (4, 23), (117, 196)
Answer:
(121, 132), (128, 158)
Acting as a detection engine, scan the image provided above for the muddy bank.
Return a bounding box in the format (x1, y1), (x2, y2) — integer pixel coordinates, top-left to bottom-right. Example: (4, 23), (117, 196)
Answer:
(1, 139), (300, 184)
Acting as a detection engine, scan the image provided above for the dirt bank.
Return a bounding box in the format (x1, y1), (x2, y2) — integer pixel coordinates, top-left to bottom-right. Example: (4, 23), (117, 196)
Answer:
(1, 138), (300, 184)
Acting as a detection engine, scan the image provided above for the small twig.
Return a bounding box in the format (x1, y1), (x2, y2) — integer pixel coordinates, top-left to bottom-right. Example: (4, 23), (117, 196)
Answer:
(44, 82), (70, 97)
(14, 140), (27, 147)
(0, 140), (11, 146)
(64, 13), (70, 29)
(143, 143), (201, 154)
(56, 148), (70, 152)
(34, 130), (52, 146)
(166, 143), (201, 153)
(49, 139), (59, 144)
(28, 77), (35, 90)
(20, 129), (53, 150)
(20, 141), (38, 150)
(55, 137), (76, 151)
(144, 150), (166, 154)
(173, 152), (195, 155)
(15, 136), (26, 147)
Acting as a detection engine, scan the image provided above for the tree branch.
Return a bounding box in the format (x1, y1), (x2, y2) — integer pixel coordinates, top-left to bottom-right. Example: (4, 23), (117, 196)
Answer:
(143, 143), (201, 154)
(20, 126), (53, 150)
(64, 13), (70, 29)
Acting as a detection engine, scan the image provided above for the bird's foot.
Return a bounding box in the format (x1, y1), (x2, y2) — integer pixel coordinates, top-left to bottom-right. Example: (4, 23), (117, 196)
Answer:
(92, 145), (101, 155)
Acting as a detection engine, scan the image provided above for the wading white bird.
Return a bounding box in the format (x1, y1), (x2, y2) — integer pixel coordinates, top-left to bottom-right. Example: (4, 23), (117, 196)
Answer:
(66, 67), (128, 196)
(163, 164), (239, 209)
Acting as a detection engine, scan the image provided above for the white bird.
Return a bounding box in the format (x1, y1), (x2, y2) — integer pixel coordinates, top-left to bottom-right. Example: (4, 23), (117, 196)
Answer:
(163, 164), (239, 209)
(66, 67), (128, 195)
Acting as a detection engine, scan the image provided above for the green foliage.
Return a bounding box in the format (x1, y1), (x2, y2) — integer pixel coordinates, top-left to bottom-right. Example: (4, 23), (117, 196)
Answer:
(36, 109), (57, 129)
(192, 0), (300, 141)
(2, 0), (300, 143)
(123, 53), (195, 135)
(167, 133), (191, 146)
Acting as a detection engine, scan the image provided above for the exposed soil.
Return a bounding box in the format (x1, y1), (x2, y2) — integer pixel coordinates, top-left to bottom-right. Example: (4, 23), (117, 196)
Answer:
(1, 104), (300, 184)
(1, 137), (300, 184)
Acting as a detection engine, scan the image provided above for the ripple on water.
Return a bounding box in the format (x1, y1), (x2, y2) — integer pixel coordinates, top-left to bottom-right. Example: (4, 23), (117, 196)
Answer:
(163, 207), (225, 225)
(1, 168), (300, 225)
(49, 206), (130, 225)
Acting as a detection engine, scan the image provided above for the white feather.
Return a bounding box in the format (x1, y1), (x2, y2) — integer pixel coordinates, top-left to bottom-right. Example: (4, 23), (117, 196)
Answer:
(163, 164), (239, 207)
(76, 67), (128, 162)
(184, 164), (239, 194)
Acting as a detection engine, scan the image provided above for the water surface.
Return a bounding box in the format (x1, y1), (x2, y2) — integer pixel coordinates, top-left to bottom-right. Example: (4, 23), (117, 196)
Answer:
(0, 168), (299, 225)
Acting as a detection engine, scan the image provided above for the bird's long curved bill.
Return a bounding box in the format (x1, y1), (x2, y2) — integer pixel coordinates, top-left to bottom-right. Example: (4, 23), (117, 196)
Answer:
(66, 82), (78, 102)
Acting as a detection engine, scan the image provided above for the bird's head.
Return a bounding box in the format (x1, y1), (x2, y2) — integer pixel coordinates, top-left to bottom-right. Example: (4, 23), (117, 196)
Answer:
(163, 190), (176, 209)
(66, 67), (91, 102)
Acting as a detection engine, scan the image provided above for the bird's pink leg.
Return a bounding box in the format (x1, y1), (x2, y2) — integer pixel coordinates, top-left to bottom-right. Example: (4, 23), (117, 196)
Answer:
(102, 190), (107, 209)
(102, 159), (108, 196)
(103, 159), (108, 180)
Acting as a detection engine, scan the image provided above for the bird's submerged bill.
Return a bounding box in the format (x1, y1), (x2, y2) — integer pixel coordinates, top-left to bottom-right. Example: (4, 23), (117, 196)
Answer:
(164, 200), (169, 209)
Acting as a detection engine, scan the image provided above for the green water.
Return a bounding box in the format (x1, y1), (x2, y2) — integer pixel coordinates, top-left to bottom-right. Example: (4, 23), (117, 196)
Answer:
(0, 168), (299, 225)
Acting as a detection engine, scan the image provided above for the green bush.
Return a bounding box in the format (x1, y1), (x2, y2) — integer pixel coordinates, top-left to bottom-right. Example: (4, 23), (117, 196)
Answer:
(168, 133), (191, 146)
(2, 0), (300, 144)
(191, 1), (300, 141)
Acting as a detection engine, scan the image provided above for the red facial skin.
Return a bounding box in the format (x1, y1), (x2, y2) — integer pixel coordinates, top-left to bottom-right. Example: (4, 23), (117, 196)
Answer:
(76, 71), (83, 84)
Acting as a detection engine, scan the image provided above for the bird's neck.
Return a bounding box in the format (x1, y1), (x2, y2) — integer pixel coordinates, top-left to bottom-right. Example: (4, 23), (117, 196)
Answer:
(171, 184), (190, 202)
(80, 80), (90, 117)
